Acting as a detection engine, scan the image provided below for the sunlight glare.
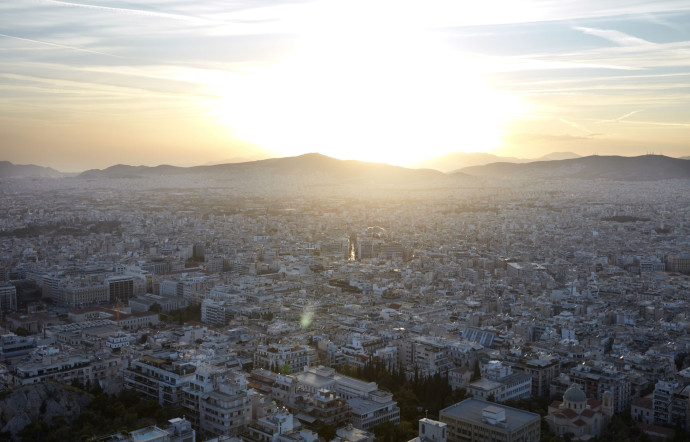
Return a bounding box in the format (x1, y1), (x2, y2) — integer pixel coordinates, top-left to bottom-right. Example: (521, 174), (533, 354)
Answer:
(212, 1), (524, 165)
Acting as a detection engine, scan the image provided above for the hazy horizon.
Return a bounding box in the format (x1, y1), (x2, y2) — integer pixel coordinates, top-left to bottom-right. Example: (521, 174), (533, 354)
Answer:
(2, 1), (690, 171)
(3, 150), (690, 175)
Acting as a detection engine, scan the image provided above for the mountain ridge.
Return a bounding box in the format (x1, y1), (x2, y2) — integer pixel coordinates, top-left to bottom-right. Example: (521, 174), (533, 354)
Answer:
(457, 154), (690, 181)
(0, 161), (64, 178)
(409, 151), (581, 172)
(78, 153), (451, 184)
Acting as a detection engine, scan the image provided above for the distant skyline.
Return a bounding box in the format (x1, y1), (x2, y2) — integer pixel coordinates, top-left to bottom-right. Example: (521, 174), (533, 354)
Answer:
(1, 1), (690, 172)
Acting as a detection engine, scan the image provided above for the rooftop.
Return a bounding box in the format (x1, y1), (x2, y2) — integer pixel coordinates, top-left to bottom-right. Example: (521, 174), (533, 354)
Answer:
(441, 398), (540, 431)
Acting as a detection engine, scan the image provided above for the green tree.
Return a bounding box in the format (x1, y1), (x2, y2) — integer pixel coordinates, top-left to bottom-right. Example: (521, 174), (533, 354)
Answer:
(471, 360), (481, 381)
(15, 327), (31, 336)
(317, 424), (336, 441)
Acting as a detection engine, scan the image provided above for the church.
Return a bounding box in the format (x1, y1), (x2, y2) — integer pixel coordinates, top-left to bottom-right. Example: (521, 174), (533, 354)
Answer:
(545, 384), (613, 440)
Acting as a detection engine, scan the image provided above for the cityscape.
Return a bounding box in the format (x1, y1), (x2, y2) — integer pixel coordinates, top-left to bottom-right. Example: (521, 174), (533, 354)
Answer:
(2, 0), (690, 441)
(0, 154), (689, 441)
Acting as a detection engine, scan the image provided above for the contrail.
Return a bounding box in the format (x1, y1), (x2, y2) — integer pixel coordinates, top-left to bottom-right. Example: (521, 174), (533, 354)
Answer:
(0, 32), (121, 58)
(39, 0), (209, 23)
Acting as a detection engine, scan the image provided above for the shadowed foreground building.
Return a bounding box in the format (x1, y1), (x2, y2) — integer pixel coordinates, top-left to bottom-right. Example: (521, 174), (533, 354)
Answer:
(439, 398), (540, 442)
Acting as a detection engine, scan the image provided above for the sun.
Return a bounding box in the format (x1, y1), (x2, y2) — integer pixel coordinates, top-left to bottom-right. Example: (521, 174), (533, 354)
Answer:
(212, 2), (523, 165)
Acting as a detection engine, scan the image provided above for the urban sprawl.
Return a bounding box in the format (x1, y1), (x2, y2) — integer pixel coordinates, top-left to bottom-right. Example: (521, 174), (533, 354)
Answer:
(1, 175), (689, 442)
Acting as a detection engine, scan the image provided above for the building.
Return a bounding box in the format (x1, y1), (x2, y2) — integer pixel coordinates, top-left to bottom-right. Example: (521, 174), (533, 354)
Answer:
(291, 388), (351, 428)
(666, 254), (690, 274)
(63, 282), (109, 307)
(416, 418), (447, 442)
(569, 364), (631, 413)
(109, 417), (196, 442)
(631, 396), (653, 425)
(545, 385), (613, 440)
(347, 389), (400, 430)
(512, 358), (560, 398)
(448, 366), (472, 391)
(202, 298), (233, 325)
(399, 336), (452, 378)
(0, 333), (37, 359)
(440, 398), (540, 442)
(107, 275), (135, 303)
(8, 351), (120, 388)
(0, 283), (17, 313)
(336, 423), (374, 442)
(106, 332), (130, 350)
(182, 365), (251, 437)
(124, 352), (196, 407)
(652, 380), (690, 429)
(467, 361), (532, 403)
(254, 344), (313, 374)
(130, 293), (187, 313)
(295, 366), (400, 430)
(245, 407), (318, 442)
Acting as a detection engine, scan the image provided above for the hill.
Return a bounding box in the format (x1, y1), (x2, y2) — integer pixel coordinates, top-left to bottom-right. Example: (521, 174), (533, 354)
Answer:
(410, 152), (580, 173)
(0, 382), (90, 439)
(0, 161), (64, 178)
(534, 151), (581, 161)
(78, 153), (449, 184)
(458, 155), (690, 181)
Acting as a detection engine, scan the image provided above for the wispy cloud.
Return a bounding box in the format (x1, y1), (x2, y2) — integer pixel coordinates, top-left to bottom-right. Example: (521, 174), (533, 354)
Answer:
(0, 32), (121, 58)
(557, 117), (594, 134)
(573, 26), (653, 46)
(596, 110), (643, 124)
(38, 0), (210, 23)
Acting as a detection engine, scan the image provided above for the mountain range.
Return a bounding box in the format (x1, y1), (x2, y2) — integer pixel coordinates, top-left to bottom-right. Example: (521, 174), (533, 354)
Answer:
(0, 161), (63, 178)
(1, 153), (689, 182)
(78, 153), (446, 185)
(410, 151), (582, 173)
(458, 154), (690, 181)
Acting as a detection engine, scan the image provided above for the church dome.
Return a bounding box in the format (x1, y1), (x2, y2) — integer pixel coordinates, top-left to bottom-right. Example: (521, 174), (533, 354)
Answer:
(563, 385), (587, 403)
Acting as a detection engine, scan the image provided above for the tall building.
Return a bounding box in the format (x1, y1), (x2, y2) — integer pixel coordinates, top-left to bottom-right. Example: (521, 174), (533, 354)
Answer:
(440, 398), (541, 442)
(107, 275), (135, 303)
(0, 284), (17, 313)
(653, 380), (690, 429)
(182, 365), (250, 437)
(666, 254), (690, 274)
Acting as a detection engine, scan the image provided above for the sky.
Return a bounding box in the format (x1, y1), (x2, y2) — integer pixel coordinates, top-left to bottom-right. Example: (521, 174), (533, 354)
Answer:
(1, 0), (690, 172)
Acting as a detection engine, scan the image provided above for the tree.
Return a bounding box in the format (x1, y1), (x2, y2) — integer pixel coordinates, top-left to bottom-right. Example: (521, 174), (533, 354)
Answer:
(471, 360), (481, 381)
(15, 327), (31, 336)
(317, 424), (336, 441)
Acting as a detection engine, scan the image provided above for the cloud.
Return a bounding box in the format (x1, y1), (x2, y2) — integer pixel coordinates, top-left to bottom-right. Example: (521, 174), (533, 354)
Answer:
(557, 118), (594, 134)
(573, 26), (653, 46)
(596, 110), (643, 124)
(0, 32), (121, 58)
(38, 0), (210, 23)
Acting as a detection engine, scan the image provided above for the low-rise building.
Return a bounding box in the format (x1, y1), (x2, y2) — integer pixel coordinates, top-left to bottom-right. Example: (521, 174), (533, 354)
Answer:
(254, 344), (313, 374)
(440, 398), (540, 442)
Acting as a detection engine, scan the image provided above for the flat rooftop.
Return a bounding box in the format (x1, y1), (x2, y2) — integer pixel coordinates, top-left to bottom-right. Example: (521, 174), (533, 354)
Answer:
(440, 398), (540, 431)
